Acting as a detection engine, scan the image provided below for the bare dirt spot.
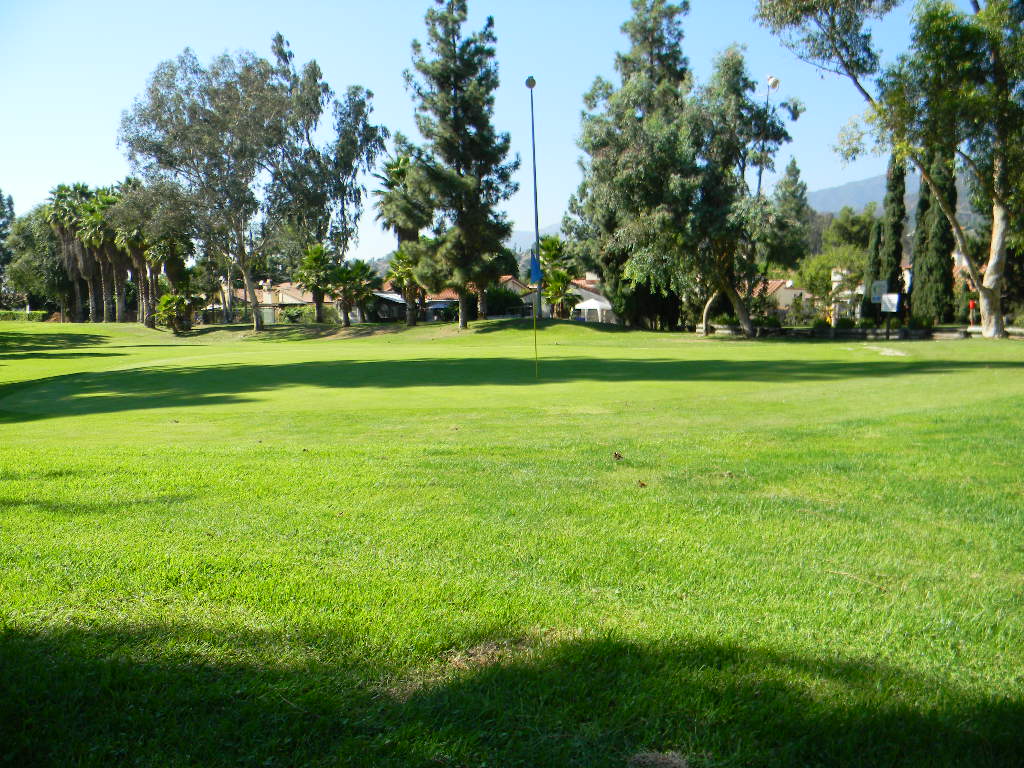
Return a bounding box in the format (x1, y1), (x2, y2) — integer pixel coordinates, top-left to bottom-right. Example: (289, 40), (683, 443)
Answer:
(628, 751), (690, 768)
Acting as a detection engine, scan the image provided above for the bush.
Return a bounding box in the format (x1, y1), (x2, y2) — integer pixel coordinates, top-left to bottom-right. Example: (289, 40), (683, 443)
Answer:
(835, 317), (856, 330)
(485, 286), (525, 316)
(756, 315), (782, 329)
(280, 306), (304, 324)
(0, 310), (47, 322)
(709, 314), (739, 326)
(155, 294), (204, 334)
(811, 318), (832, 333)
(857, 317), (877, 329)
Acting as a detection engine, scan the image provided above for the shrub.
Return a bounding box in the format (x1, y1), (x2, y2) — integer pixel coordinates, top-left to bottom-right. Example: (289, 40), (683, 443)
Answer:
(835, 317), (856, 330)
(155, 294), (203, 334)
(811, 318), (832, 333)
(756, 315), (782, 329)
(485, 286), (525, 316)
(0, 310), (47, 322)
(857, 317), (876, 329)
(280, 306), (304, 324)
(709, 314), (739, 326)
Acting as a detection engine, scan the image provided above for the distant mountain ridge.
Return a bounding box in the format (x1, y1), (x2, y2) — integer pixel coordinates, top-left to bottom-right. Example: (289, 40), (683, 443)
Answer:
(808, 172), (980, 229)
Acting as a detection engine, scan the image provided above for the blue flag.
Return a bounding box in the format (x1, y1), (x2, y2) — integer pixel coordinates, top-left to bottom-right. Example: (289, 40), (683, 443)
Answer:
(530, 251), (542, 284)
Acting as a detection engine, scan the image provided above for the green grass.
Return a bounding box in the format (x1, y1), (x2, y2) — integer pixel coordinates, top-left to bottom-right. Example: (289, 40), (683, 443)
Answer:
(1, 319), (1022, 767)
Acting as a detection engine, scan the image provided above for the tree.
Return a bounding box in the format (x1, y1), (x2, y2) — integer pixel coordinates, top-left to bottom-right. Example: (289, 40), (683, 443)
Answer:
(407, 0), (519, 329)
(539, 234), (575, 275)
(120, 43), (294, 331)
(48, 184), (98, 322)
(878, 155), (907, 313)
(6, 205), (71, 314)
(912, 154), (957, 325)
(565, 0), (692, 329)
(386, 244), (424, 326)
(756, 0), (1024, 337)
(373, 137), (434, 251)
(0, 189), (14, 282)
(335, 260), (382, 327)
(268, 34), (387, 259)
(798, 244), (864, 316)
(543, 269), (580, 319)
(293, 244), (339, 324)
(822, 204), (877, 252)
(769, 158), (812, 269)
(860, 218), (883, 321)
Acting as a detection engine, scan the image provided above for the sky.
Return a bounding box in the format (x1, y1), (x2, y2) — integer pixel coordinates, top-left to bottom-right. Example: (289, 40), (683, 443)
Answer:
(0, 0), (920, 262)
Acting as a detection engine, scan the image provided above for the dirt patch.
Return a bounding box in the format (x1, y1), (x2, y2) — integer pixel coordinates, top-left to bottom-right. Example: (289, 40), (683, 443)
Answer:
(628, 752), (690, 768)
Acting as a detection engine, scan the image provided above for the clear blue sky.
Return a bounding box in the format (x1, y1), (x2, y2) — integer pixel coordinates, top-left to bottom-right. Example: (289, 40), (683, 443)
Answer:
(0, 0), (919, 262)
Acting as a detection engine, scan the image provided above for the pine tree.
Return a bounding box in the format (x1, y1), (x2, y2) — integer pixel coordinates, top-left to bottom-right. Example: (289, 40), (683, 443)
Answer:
(912, 155), (956, 325)
(860, 218), (882, 322)
(770, 158), (812, 270)
(878, 155), (906, 314)
(564, 0), (692, 329)
(407, 0), (519, 329)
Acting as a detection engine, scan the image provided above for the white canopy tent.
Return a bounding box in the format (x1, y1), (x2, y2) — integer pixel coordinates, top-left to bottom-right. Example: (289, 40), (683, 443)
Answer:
(575, 296), (615, 324)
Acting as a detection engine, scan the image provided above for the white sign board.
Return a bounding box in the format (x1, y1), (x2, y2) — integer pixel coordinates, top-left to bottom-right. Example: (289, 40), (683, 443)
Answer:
(870, 280), (888, 304)
(880, 293), (900, 313)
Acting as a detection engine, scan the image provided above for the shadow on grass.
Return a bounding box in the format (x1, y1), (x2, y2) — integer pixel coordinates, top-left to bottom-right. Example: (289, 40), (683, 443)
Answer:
(0, 331), (113, 360)
(473, 318), (631, 334)
(1, 624), (1019, 767)
(3, 355), (1023, 423)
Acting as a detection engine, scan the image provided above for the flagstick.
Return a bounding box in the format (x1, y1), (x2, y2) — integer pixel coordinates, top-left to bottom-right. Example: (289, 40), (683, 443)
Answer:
(527, 75), (541, 380)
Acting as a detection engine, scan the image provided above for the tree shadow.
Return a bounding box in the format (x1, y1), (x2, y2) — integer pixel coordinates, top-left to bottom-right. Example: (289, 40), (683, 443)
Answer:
(473, 318), (632, 334)
(0, 331), (111, 358)
(2, 355), (1023, 424)
(1, 624), (1018, 767)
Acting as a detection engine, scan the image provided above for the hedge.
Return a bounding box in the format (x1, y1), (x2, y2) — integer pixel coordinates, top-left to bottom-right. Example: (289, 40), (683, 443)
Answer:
(0, 310), (47, 322)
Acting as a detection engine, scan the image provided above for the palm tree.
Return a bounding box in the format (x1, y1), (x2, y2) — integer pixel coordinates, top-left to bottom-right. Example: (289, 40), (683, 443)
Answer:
(335, 259), (382, 327)
(385, 245), (423, 326)
(81, 187), (131, 322)
(294, 244), (340, 323)
(49, 184), (100, 322)
(373, 143), (434, 248)
(543, 269), (580, 319)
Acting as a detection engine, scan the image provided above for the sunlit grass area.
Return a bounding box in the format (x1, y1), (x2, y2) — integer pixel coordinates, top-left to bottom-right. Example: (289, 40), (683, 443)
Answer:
(1, 320), (1022, 767)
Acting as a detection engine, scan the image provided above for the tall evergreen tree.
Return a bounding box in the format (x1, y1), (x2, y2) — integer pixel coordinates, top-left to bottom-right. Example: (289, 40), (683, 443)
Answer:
(860, 218), (882, 322)
(912, 154), (956, 325)
(770, 158), (812, 270)
(878, 155), (906, 313)
(407, 0), (519, 329)
(565, 0), (692, 329)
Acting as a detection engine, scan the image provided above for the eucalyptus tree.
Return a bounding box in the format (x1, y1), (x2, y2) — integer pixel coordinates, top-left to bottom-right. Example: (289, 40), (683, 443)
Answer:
(407, 0), (519, 329)
(120, 43), (294, 331)
(267, 34), (388, 260)
(757, 0), (1024, 337)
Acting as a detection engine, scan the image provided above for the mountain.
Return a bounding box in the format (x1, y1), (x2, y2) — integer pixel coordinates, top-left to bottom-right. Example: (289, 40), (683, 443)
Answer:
(507, 224), (561, 254)
(808, 175), (889, 214)
(808, 171), (982, 230)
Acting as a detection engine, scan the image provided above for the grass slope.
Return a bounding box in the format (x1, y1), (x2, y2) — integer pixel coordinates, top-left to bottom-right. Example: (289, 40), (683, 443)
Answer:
(1, 320), (1022, 767)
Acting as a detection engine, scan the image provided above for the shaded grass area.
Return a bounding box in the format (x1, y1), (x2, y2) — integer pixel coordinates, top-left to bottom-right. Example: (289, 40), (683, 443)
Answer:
(3, 625), (1019, 768)
(1, 320), (1023, 766)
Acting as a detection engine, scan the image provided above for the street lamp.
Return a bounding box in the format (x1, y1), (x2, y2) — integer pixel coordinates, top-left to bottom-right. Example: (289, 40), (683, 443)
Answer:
(756, 74), (780, 197)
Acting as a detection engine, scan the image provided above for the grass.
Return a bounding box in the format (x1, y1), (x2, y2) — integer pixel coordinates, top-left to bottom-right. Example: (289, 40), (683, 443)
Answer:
(1, 319), (1022, 767)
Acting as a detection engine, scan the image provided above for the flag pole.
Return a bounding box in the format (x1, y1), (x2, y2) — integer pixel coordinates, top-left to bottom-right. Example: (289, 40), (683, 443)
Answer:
(527, 75), (540, 380)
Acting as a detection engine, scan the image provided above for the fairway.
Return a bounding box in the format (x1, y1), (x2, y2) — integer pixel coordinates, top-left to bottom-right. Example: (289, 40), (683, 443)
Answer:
(1, 320), (1023, 767)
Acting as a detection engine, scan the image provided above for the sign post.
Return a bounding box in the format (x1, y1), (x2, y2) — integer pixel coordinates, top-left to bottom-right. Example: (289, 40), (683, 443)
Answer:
(881, 293), (900, 340)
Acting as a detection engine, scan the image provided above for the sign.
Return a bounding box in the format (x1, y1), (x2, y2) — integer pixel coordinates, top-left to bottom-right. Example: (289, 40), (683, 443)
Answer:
(881, 293), (900, 313)
(870, 280), (888, 304)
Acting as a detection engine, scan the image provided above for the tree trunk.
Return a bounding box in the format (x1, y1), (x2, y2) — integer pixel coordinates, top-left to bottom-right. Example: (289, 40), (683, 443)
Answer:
(458, 293), (471, 329)
(313, 289), (324, 324)
(71, 279), (83, 323)
(405, 288), (418, 326)
(113, 265), (127, 323)
(720, 282), (755, 338)
(477, 289), (488, 320)
(979, 200), (1009, 337)
(701, 291), (719, 335)
(145, 265), (158, 328)
(221, 274), (232, 324)
(99, 258), (115, 322)
(341, 300), (351, 327)
(241, 267), (263, 332)
(85, 277), (101, 323)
